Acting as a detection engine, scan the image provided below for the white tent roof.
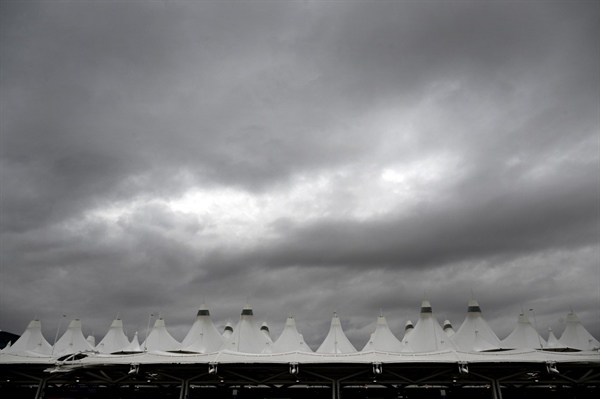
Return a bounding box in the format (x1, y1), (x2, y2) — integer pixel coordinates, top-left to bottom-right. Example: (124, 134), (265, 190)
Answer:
(443, 320), (456, 337)
(402, 301), (457, 352)
(545, 328), (568, 350)
(96, 319), (130, 354)
(179, 305), (225, 353)
(362, 315), (404, 352)
(142, 318), (180, 352)
(452, 299), (501, 352)
(559, 311), (600, 350)
(221, 304), (272, 353)
(222, 322), (233, 338)
(501, 313), (546, 349)
(316, 313), (357, 354)
(3, 302), (598, 360)
(272, 316), (313, 353)
(260, 322), (273, 342)
(122, 331), (142, 353)
(1, 342), (10, 353)
(401, 320), (414, 342)
(3, 346), (599, 367)
(53, 319), (94, 356)
(6, 319), (52, 355)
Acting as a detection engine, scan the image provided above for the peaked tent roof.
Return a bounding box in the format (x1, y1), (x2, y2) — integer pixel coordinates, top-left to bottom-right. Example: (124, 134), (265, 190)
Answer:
(121, 331), (142, 353)
(545, 328), (568, 350)
(316, 313), (357, 354)
(272, 316), (313, 353)
(142, 318), (180, 352)
(96, 319), (130, 354)
(221, 304), (272, 353)
(260, 322), (273, 342)
(443, 320), (456, 337)
(222, 322), (234, 338)
(501, 313), (546, 350)
(179, 304), (225, 353)
(6, 319), (52, 355)
(451, 299), (501, 352)
(1, 342), (10, 353)
(401, 320), (414, 342)
(362, 315), (404, 352)
(53, 319), (94, 356)
(402, 301), (456, 353)
(559, 311), (600, 350)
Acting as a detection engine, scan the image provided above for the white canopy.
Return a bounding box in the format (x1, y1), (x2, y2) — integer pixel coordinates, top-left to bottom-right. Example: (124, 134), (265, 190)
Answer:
(122, 331), (142, 353)
(559, 311), (600, 350)
(401, 320), (414, 342)
(260, 322), (273, 343)
(179, 305), (225, 353)
(443, 320), (456, 337)
(271, 316), (313, 353)
(501, 313), (546, 349)
(222, 322), (233, 338)
(452, 299), (501, 352)
(3, 302), (598, 359)
(6, 319), (52, 355)
(545, 328), (568, 350)
(362, 315), (404, 352)
(221, 304), (272, 353)
(316, 313), (357, 354)
(402, 301), (457, 352)
(141, 318), (180, 352)
(53, 319), (94, 356)
(96, 319), (130, 354)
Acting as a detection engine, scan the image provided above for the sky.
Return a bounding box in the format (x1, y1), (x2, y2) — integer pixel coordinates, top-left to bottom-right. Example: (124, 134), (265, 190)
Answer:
(0, 0), (598, 350)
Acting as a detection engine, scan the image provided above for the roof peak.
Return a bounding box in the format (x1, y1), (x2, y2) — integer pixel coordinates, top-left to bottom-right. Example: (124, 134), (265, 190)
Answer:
(420, 300), (433, 314)
(241, 304), (254, 316)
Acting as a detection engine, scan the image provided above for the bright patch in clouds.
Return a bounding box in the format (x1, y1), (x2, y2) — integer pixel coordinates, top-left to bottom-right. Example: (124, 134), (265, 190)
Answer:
(381, 168), (407, 184)
(84, 163), (457, 244)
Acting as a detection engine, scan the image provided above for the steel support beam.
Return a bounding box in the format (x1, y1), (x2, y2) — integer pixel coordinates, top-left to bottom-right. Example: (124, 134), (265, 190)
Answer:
(34, 377), (47, 399)
(179, 379), (189, 399)
(491, 378), (503, 399)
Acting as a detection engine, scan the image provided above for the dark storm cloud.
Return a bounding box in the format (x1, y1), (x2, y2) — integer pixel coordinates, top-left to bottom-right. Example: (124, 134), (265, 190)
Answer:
(1, 1), (598, 346)
(3, 0), (595, 231)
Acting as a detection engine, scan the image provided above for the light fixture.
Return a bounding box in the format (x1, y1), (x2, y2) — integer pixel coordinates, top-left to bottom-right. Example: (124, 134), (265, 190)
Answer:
(546, 362), (559, 374)
(372, 362), (383, 375)
(128, 364), (139, 375)
(289, 363), (299, 375)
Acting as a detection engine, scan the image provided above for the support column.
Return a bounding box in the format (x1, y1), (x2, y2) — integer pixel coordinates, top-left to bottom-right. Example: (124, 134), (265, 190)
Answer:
(491, 379), (503, 399)
(34, 377), (47, 399)
(179, 379), (189, 399)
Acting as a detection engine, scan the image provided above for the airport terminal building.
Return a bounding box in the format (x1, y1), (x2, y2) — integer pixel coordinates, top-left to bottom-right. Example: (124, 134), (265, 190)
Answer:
(1, 299), (599, 398)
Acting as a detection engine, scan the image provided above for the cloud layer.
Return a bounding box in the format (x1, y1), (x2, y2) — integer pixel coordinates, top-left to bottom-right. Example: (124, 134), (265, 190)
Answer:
(1, 1), (598, 348)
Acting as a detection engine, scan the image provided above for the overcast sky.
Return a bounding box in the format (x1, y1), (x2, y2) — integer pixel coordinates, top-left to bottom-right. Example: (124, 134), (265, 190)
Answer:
(1, 0), (598, 349)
